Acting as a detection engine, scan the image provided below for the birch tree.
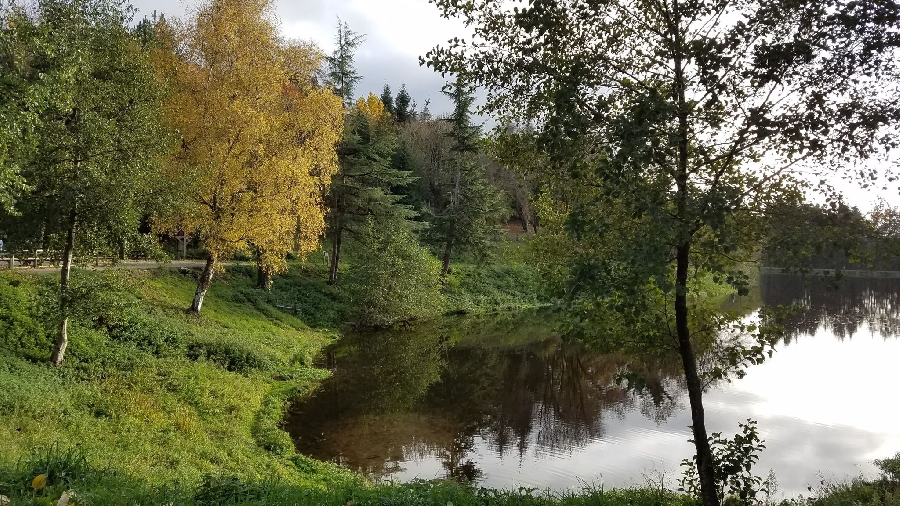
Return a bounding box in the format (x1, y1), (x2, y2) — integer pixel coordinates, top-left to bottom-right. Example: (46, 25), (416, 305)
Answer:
(0, 0), (167, 365)
(159, 0), (343, 312)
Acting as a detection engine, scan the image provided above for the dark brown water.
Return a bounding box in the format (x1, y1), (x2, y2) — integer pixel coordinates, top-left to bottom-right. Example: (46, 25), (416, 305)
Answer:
(285, 274), (900, 497)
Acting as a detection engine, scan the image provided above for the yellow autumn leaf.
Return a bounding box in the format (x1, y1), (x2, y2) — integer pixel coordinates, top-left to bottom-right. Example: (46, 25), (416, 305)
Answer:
(31, 473), (46, 490)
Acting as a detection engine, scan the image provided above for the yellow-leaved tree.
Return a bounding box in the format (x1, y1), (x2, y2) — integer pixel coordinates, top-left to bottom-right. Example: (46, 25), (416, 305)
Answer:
(157, 0), (342, 313)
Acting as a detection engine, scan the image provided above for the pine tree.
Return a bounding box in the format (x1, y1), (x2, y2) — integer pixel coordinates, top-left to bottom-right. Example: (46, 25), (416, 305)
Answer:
(394, 84), (416, 123)
(324, 20), (364, 108)
(427, 77), (507, 275)
(380, 84), (394, 117)
(326, 94), (416, 284)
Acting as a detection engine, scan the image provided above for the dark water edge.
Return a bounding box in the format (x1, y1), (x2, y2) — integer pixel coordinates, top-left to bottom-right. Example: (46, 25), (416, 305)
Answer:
(285, 274), (900, 497)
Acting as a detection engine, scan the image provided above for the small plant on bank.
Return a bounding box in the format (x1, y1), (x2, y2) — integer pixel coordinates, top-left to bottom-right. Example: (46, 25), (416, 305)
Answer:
(679, 420), (771, 505)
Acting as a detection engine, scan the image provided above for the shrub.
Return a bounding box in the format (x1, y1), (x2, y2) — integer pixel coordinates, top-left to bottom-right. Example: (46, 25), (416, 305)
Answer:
(0, 275), (51, 361)
(679, 419), (769, 505)
(186, 336), (276, 373)
(345, 222), (445, 327)
(99, 307), (186, 357)
(876, 452), (900, 482)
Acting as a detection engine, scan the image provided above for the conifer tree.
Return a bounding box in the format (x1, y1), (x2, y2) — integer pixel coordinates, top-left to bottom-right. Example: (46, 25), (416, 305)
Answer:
(325, 94), (416, 283)
(428, 77), (507, 275)
(324, 20), (364, 108)
(395, 84), (416, 123)
(380, 84), (395, 117)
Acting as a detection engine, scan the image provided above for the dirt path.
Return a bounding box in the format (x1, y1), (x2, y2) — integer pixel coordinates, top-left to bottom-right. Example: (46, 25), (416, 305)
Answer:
(0, 259), (247, 272)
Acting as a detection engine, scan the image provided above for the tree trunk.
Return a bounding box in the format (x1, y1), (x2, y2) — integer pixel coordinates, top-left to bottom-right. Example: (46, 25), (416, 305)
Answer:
(50, 207), (77, 366)
(441, 156), (461, 278)
(189, 255), (216, 314)
(676, 242), (719, 506)
(256, 250), (272, 291)
(328, 226), (342, 285)
(441, 241), (452, 276)
(672, 4), (719, 502)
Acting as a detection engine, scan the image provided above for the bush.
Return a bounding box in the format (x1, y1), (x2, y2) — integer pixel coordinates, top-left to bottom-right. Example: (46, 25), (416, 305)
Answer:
(443, 263), (547, 313)
(186, 335), (276, 373)
(94, 306), (186, 357)
(345, 222), (445, 327)
(876, 452), (900, 482)
(0, 274), (51, 360)
(678, 419), (769, 505)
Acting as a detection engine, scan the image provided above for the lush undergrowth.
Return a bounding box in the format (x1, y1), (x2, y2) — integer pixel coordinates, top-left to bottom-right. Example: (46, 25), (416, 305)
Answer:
(806, 477), (900, 506)
(443, 262), (550, 314)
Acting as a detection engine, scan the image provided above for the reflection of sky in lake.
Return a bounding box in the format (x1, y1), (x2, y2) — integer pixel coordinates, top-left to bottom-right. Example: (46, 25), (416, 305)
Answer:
(288, 275), (900, 498)
(385, 325), (900, 497)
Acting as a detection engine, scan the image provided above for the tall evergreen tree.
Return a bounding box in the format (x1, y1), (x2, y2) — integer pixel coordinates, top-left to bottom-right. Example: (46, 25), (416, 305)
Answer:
(380, 83), (394, 116)
(394, 84), (416, 123)
(324, 19), (364, 107)
(326, 94), (416, 284)
(428, 77), (507, 275)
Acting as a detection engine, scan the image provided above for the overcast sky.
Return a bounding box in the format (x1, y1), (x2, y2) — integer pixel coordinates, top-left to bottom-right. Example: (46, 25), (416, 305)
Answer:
(130, 0), (468, 119)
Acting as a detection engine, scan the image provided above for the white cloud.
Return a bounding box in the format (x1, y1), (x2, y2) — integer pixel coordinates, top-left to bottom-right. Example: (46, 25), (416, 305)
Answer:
(130, 0), (468, 117)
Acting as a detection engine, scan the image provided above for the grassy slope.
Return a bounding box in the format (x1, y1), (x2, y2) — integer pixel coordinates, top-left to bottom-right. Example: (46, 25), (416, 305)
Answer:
(0, 266), (358, 495)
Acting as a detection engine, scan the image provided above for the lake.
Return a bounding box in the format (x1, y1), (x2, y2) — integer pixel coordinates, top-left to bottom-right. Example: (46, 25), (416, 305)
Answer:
(285, 273), (900, 498)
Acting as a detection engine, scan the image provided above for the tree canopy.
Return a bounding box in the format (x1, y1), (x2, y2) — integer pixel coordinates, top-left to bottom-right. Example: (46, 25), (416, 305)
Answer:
(158, 0), (343, 312)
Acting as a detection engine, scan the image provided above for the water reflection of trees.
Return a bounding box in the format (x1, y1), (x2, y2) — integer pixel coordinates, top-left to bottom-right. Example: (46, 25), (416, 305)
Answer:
(433, 343), (685, 460)
(761, 274), (900, 341)
(285, 315), (686, 481)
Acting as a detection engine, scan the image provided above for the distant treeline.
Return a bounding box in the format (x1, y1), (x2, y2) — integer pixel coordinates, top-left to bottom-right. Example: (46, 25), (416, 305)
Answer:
(762, 200), (900, 272)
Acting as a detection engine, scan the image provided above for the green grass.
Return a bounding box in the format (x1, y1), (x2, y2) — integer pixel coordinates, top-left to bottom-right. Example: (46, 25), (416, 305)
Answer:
(0, 444), (695, 506)
(0, 266), (355, 493)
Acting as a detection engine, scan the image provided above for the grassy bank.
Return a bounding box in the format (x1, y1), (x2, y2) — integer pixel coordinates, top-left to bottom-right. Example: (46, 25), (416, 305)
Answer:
(0, 257), (549, 503)
(2, 262), (896, 505)
(1, 446), (897, 505)
(233, 259), (550, 327)
(0, 452), (689, 506)
(0, 266), (361, 491)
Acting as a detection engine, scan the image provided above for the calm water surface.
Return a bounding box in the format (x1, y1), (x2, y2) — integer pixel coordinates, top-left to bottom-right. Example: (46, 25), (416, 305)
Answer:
(286, 274), (900, 497)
